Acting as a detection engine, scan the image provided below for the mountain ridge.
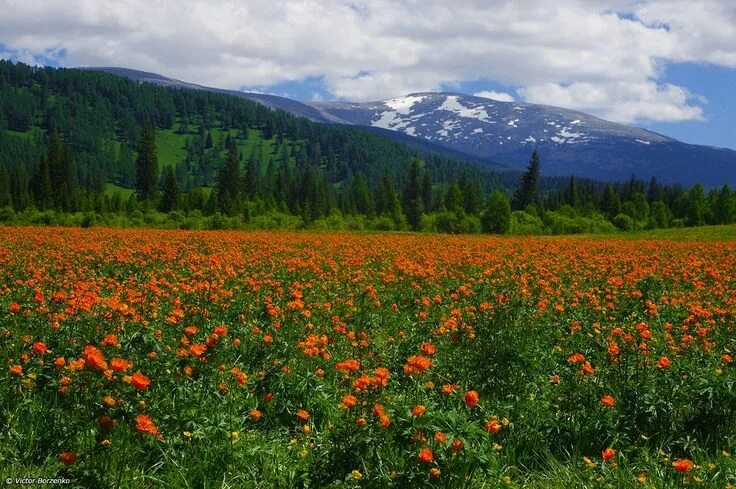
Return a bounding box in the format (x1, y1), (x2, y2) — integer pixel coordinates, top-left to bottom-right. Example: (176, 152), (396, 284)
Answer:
(82, 67), (736, 186)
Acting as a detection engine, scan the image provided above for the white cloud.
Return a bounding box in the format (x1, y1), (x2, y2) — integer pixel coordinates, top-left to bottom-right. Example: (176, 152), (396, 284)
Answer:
(519, 81), (706, 124)
(0, 0), (734, 123)
(473, 90), (515, 103)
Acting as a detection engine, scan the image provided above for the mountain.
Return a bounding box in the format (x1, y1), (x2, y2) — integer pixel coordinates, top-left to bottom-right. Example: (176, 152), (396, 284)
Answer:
(310, 93), (736, 186)
(83, 67), (736, 187)
(83, 68), (506, 171)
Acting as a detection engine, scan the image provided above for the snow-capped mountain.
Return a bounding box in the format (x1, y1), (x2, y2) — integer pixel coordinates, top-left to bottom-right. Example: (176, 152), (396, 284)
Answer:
(309, 93), (736, 186)
(85, 67), (736, 186)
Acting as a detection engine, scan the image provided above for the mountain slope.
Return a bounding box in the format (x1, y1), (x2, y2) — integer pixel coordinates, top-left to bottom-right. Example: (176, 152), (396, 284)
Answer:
(83, 67), (736, 187)
(82, 67), (337, 123)
(310, 93), (736, 186)
(83, 68), (507, 171)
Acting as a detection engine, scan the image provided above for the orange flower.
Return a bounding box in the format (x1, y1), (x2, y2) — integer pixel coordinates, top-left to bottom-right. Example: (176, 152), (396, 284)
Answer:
(32, 341), (48, 355)
(418, 448), (434, 463)
(59, 451), (77, 465)
(411, 405), (426, 417)
(131, 372), (151, 390)
(110, 358), (133, 372)
(658, 356), (671, 369)
(9, 364), (23, 377)
(441, 384), (458, 395)
(434, 432), (447, 444)
(485, 418), (502, 434)
(374, 367), (391, 386)
(403, 355), (432, 376)
(428, 467), (441, 479)
(136, 414), (159, 436)
(451, 439), (464, 453)
(297, 409), (310, 421)
(420, 342), (436, 355)
(83, 345), (108, 371)
(249, 409), (262, 421)
(601, 395), (615, 407)
(335, 359), (361, 373)
(602, 448), (616, 461)
(464, 390), (479, 409)
(342, 394), (358, 408)
(672, 458), (693, 472)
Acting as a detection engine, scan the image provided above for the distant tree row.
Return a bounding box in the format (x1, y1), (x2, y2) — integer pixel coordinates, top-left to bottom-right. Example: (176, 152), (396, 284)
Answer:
(1, 60), (735, 233)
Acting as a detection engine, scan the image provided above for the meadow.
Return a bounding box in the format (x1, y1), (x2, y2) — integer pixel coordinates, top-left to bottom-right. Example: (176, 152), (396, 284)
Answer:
(1, 227), (735, 488)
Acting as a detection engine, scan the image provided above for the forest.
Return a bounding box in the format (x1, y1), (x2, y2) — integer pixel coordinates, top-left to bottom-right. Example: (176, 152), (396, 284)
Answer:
(0, 59), (733, 234)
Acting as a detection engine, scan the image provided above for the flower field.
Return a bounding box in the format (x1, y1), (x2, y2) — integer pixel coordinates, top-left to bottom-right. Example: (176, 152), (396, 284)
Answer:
(1, 227), (736, 487)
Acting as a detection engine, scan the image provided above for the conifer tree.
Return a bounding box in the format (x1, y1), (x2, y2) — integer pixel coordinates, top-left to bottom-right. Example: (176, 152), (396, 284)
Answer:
(512, 150), (541, 210)
(30, 155), (53, 209)
(403, 158), (425, 230)
(217, 145), (242, 216)
(159, 165), (180, 212)
(135, 123), (159, 203)
(564, 176), (579, 208)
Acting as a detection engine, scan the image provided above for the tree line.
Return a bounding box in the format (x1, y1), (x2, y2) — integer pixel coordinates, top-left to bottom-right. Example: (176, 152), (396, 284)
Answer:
(0, 60), (734, 233)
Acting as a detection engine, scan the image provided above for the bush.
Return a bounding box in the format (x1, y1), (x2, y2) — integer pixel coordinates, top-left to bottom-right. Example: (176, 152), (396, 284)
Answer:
(509, 211), (543, 235)
(613, 213), (635, 231)
(481, 191), (511, 234)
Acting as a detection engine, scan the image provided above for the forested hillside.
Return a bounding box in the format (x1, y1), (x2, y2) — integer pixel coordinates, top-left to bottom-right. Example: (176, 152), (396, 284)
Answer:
(1, 60), (735, 234)
(0, 60), (502, 227)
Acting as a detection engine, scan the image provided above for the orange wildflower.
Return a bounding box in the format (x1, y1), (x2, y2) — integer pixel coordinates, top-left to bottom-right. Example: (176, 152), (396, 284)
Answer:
(131, 372), (151, 390)
(418, 448), (434, 463)
(672, 458), (693, 472)
(464, 390), (479, 409)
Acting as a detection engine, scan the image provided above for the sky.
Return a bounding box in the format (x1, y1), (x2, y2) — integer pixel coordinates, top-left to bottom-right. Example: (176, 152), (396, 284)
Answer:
(0, 0), (734, 149)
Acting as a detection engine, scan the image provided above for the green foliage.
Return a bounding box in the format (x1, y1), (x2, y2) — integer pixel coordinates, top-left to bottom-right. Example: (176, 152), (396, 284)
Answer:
(481, 191), (512, 234)
(509, 210), (544, 235)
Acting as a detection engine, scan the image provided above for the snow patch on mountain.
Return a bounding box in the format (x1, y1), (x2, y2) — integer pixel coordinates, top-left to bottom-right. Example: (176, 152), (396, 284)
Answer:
(438, 95), (495, 123)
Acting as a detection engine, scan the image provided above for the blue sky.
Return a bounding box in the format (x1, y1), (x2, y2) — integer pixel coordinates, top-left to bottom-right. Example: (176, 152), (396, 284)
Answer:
(1, 1), (735, 150)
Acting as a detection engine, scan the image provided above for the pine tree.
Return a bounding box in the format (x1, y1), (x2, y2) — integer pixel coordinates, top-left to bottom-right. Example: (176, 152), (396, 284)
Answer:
(135, 123), (159, 203)
(159, 165), (180, 212)
(217, 145), (242, 216)
(599, 184), (621, 218)
(403, 158), (425, 230)
(512, 150), (541, 211)
(350, 173), (374, 215)
(444, 182), (464, 213)
(45, 132), (77, 211)
(0, 164), (10, 207)
(30, 155), (53, 209)
(563, 176), (579, 208)
(422, 169), (433, 212)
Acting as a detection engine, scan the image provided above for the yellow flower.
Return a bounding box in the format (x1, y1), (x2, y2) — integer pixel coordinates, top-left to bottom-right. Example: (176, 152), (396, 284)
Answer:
(351, 470), (363, 480)
(637, 473), (647, 484)
(502, 475), (511, 485)
(493, 443), (503, 452)
(302, 425), (311, 434)
(183, 431), (192, 439)
(231, 431), (239, 440)
(299, 449), (308, 458)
